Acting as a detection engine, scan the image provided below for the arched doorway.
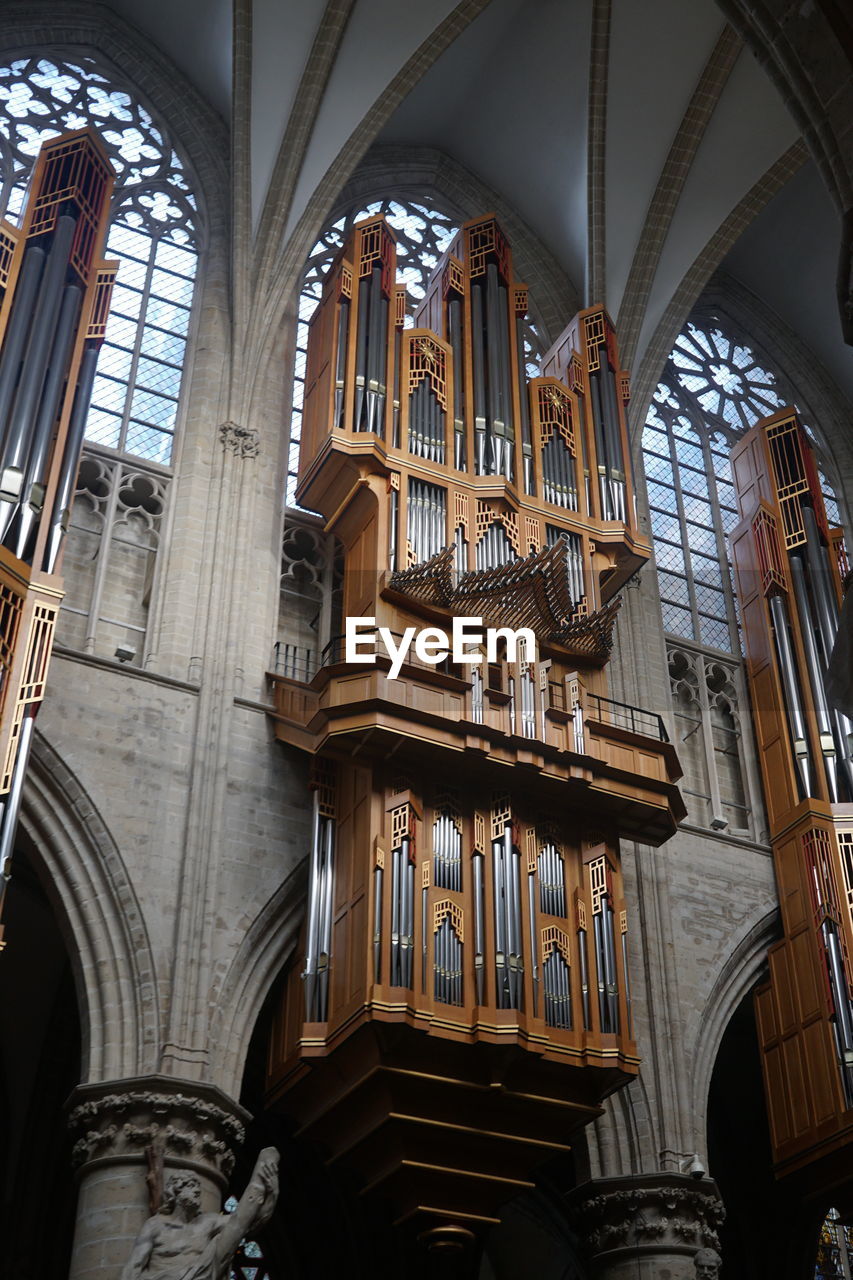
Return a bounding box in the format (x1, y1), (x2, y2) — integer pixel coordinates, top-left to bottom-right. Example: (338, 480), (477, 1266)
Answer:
(707, 991), (823, 1279)
(0, 829), (81, 1277)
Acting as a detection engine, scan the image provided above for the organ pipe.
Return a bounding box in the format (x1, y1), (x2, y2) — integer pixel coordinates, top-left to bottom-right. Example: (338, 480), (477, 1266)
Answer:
(0, 130), (115, 949)
(731, 407), (853, 1186)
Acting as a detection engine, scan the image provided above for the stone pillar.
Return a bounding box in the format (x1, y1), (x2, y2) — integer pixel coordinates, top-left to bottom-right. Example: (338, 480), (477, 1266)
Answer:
(568, 1174), (725, 1280)
(66, 1075), (250, 1280)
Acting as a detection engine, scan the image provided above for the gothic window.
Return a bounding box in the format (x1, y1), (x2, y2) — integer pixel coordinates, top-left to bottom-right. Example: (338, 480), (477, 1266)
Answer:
(287, 196), (544, 507)
(0, 53), (201, 662)
(643, 315), (845, 836)
(815, 1208), (853, 1279)
(0, 54), (199, 466)
(224, 1196), (272, 1280)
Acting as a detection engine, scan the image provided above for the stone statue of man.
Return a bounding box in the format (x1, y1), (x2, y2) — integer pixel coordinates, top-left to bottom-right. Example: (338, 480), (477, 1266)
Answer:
(120, 1146), (279, 1280)
(694, 1246), (722, 1278)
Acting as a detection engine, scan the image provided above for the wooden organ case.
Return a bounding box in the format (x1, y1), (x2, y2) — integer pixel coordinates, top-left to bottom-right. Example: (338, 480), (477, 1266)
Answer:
(730, 409), (853, 1206)
(267, 215), (686, 1242)
(0, 130), (116, 946)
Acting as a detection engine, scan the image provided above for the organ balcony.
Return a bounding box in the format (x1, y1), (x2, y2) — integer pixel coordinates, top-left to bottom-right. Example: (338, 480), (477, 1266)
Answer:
(268, 624), (684, 846)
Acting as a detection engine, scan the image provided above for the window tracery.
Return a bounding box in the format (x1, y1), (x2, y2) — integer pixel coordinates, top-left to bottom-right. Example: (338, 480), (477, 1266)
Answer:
(0, 52), (201, 662)
(644, 315), (844, 836)
(0, 53), (199, 467)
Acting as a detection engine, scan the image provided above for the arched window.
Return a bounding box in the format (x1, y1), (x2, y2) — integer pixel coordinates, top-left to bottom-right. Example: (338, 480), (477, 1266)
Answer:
(0, 53), (201, 662)
(0, 53), (199, 465)
(642, 315), (845, 836)
(224, 1196), (272, 1279)
(815, 1207), (853, 1278)
(287, 196), (544, 507)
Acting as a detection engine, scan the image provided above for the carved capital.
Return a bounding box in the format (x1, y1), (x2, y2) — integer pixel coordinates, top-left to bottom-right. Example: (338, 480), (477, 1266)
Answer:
(219, 420), (260, 458)
(568, 1174), (725, 1266)
(67, 1075), (250, 1187)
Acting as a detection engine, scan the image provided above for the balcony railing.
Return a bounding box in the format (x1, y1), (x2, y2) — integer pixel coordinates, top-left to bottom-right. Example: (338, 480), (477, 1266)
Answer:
(273, 638), (669, 745)
(586, 692), (669, 742)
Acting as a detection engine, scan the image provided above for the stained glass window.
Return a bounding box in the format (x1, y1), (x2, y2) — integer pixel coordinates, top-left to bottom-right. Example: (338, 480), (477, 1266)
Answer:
(0, 53), (199, 467)
(224, 1195), (273, 1280)
(288, 197), (544, 506)
(815, 1208), (853, 1279)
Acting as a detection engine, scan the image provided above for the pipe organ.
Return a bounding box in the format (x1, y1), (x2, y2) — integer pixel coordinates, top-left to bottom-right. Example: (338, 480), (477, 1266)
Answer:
(268, 214), (685, 1243)
(730, 409), (853, 1203)
(0, 130), (116, 947)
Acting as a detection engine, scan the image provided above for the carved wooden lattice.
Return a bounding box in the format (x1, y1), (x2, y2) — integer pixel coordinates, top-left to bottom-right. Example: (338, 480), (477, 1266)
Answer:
(311, 758), (336, 818)
(491, 796), (512, 841)
(584, 312), (607, 372)
(541, 925), (571, 961)
(588, 855), (608, 916)
(357, 218), (395, 296)
(407, 334), (448, 409)
(475, 501), (520, 553)
(434, 899), (464, 940)
(752, 506), (787, 596)
(466, 218), (510, 280)
(537, 383), (576, 451)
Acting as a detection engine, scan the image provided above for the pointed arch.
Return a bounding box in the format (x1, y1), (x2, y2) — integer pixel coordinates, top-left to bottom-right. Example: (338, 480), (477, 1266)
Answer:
(20, 732), (160, 1081)
(207, 862), (307, 1099)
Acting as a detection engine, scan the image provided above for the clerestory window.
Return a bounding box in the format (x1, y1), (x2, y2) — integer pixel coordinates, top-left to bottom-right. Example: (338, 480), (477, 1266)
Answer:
(643, 315), (846, 837)
(0, 52), (201, 663)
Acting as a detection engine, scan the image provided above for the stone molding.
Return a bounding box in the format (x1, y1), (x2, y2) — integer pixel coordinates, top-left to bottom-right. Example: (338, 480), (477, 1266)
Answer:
(67, 1075), (250, 1186)
(569, 1174), (725, 1264)
(219, 421), (261, 459)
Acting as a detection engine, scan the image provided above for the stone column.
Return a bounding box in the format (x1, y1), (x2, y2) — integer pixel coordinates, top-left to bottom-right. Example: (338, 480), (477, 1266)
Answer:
(66, 1075), (250, 1280)
(568, 1174), (725, 1280)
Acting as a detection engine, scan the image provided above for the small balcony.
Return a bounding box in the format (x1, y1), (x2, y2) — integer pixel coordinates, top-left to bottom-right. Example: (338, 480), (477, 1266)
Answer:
(268, 635), (685, 844)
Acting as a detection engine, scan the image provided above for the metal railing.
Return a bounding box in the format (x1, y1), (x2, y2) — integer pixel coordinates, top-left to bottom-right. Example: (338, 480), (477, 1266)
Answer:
(585, 693), (669, 743)
(272, 642), (317, 682)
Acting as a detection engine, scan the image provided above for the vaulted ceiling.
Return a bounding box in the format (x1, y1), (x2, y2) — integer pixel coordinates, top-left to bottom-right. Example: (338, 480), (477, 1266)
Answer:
(91, 0), (853, 412)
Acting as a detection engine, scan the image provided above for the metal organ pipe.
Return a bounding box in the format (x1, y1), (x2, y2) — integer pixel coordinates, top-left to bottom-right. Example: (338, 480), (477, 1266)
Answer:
(0, 245), (46, 438)
(354, 271), (369, 429)
(788, 554), (840, 800)
(448, 297), (466, 469)
(304, 791), (335, 1022)
(12, 281), (82, 560)
(0, 214), (77, 532)
(471, 281), (488, 474)
(601, 892), (619, 1033)
(334, 299), (349, 431)
(768, 592), (813, 798)
(44, 341), (99, 573)
(800, 506), (853, 798)
(578, 921), (591, 1029)
(528, 865), (538, 1015)
(515, 314), (534, 493)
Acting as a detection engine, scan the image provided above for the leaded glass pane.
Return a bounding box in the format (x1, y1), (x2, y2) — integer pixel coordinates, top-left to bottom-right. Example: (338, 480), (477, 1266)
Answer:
(661, 601), (693, 638)
(644, 452), (675, 483)
(658, 572), (690, 606)
(0, 54), (200, 466)
(651, 510), (682, 543)
(655, 541), (686, 574)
